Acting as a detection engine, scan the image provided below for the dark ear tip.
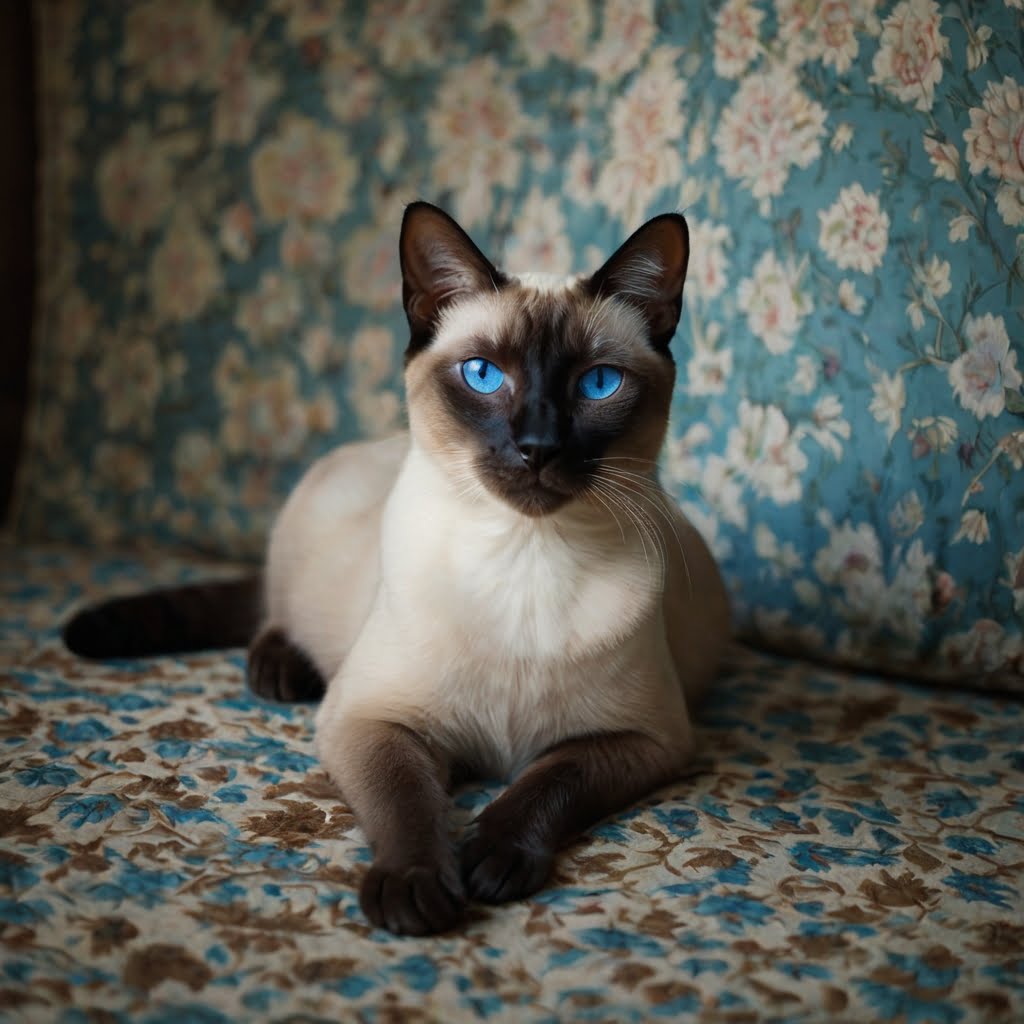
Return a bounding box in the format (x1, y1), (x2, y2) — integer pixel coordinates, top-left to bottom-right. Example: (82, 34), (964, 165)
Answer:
(402, 201), (451, 230)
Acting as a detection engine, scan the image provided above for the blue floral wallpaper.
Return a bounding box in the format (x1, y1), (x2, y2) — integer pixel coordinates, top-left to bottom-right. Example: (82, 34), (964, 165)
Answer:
(16, 0), (1024, 683)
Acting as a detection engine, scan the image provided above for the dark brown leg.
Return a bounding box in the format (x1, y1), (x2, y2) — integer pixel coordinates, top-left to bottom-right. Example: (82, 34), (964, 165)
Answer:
(461, 731), (686, 904)
(327, 720), (464, 936)
(247, 627), (326, 702)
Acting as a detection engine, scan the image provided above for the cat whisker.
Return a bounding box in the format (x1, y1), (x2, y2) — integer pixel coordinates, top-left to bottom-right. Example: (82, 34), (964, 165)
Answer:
(581, 484), (627, 547)
(589, 479), (662, 589)
(591, 467), (694, 603)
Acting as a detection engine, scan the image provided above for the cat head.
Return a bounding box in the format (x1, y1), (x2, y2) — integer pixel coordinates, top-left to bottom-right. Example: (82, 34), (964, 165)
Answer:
(399, 202), (688, 518)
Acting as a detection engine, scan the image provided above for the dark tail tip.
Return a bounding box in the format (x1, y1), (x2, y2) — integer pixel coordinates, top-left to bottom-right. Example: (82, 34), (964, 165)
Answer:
(62, 577), (262, 660)
(63, 604), (131, 659)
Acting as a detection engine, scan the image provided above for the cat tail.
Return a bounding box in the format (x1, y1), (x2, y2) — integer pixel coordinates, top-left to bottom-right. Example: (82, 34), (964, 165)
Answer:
(62, 575), (262, 660)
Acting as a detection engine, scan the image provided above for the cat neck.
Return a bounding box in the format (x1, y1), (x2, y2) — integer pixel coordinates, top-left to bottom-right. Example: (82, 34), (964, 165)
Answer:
(381, 438), (663, 661)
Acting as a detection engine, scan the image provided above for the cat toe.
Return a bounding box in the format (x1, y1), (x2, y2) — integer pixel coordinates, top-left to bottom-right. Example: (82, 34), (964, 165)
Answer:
(246, 628), (326, 702)
(460, 828), (553, 904)
(360, 862), (466, 936)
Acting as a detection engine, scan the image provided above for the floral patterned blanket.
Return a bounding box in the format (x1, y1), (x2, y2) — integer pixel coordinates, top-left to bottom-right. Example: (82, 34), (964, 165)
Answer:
(2, 544), (1022, 1021)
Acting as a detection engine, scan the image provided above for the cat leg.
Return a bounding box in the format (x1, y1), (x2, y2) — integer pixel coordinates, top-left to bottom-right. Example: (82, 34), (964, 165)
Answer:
(246, 627), (326, 702)
(320, 717), (465, 935)
(461, 730), (689, 904)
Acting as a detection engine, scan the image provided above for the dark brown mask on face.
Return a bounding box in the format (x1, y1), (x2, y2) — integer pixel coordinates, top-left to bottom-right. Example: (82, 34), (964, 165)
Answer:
(398, 203), (689, 517)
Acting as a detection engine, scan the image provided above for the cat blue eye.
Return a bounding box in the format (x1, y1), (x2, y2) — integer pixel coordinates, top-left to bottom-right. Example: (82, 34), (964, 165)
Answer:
(462, 358), (505, 394)
(578, 365), (623, 400)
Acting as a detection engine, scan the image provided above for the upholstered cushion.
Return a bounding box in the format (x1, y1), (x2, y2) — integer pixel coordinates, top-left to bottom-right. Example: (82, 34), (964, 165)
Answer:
(2, 544), (1023, 1019)
(15, 1), (1023, 683)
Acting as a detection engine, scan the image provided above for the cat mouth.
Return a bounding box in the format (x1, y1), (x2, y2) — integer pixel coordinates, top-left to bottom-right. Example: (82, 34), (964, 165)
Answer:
(487, 472), (575, 517)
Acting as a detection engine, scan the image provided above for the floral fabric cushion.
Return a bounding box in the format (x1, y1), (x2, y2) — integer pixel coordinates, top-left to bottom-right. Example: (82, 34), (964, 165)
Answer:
(2, 544), (1023, 1021)
(15, 1), (1024, 685)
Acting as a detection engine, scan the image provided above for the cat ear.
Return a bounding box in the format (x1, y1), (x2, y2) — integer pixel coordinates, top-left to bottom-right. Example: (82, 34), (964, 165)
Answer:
(399, 202), (507, 350)
(585, 213), (689, 351)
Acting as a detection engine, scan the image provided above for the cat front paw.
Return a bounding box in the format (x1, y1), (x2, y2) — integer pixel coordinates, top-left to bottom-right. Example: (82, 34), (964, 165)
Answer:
(460, 826), (553, 904)
(359, 860), (466, 936)
(247, 628), (325, 703)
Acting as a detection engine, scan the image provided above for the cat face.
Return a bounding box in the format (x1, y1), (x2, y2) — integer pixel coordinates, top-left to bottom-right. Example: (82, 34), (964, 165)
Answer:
(399, 204), (688, 517)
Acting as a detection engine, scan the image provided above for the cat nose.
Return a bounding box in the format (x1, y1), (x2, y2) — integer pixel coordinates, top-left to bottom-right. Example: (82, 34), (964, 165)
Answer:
(516, 437), (560, 471)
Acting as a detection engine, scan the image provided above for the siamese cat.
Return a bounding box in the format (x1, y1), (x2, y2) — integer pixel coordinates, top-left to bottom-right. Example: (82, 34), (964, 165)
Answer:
(63, 202), (731, 935)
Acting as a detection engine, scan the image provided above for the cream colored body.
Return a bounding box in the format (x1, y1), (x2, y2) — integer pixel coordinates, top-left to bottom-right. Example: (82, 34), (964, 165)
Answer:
(267, 431), (730, 779)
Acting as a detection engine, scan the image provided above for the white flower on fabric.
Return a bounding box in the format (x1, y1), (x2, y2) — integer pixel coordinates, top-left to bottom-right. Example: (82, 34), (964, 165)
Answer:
(505, 189), (572, 276)
(967, 76), (1024, 182)
(93, 338), (163, 435)
(346, 327), (402, 436)
(955, 509), (990, 544)
(803, 394), (851, 459)
(870, 0), (949, 112)
(96, 128), (174, 239)
(680, 502), (733, 561)
(949, 314), (1022, 419)
(791, 354), (819, 395)
(427, 58), (529, 227)
(485, 0), (592, 66)
(281, 222), (331, 272)
(754, 523), (802, 576)
(908, 416), (959, 457)
(999, 430), (1024, 470)
(714, 0), (764, 78)
(815, 523), (935, 652)
(813, 520), (884, 607)
(914, 255), (952, 301)
(174, 432), (224, 500)
(889, 491), (925, 537)
(738, 251), (812, 355)
(714, 65), (827, 199)
(725, 400), (808, 505)
(301, 326), (342, 374)
(867, 361), (906, 443)
(124, 0), (223, 92)
(686, 339), (733, 396)
(585, 0), (657, 78)
(364, 0), (448, 66)
(341, 226), (400, 312)
(219, 202), (255, 262)
(610, 48), (687, 153)
(595, 49), (687, 224)
(150, 211), (221, 323)
(923, 136), (960, 180)
(219, 359), (309, 458)
(776, 0), (882, 73)
(702, 455), (748, 528)
(252, 115), (357, 223)
(235, 272), (302, 343)
(687, 221), (731, 302)
(949, 214), (974, 242)
(818, 184), (890, 273)
(940, 620), (1023, 674)
(794, 579), (822, 607)
(964, 78), (1024, 229)
(838, 279), (865, 315)
(995, 183), (1024, 226)
(966, 24), (992, 71)
(831, 122), (854, 152)
(662, 422), (711, 489)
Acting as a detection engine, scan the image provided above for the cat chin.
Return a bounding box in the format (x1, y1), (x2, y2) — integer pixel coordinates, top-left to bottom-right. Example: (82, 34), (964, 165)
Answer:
(486, 480), (574, 518)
